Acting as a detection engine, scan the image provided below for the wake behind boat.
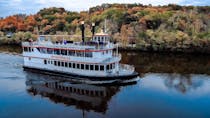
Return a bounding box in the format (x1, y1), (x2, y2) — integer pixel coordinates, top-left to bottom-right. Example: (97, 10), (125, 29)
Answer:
(22, 21), (139, 84)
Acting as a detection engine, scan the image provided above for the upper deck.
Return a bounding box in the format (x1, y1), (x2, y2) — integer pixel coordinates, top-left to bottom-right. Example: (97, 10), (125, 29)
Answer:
(22, 41), (114, 51)
(22, 33), (120, 64)
(22, 32), (114, 51)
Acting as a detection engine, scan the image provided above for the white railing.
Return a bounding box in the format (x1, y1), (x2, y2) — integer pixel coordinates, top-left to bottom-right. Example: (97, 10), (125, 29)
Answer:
(22, 41), (114, 51)
(113, 53), (121, 59)
(22, 41), (95, 50)
(119, 64), (135, 72)
(22, 42), (38, 46)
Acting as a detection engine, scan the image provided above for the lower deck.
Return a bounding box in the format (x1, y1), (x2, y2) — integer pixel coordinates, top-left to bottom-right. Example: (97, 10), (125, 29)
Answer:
(23, 66), (139, 84)
(24, 57), (119, 76)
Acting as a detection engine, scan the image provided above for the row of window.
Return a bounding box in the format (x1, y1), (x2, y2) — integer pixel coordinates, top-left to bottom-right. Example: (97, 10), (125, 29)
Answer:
(39, 48), (93, 57)
(44, 60), (115, 71)
(23, 47), (93, 57)
(93, 36), (109, 42)
(23, 47), (33, 52)
(46, 83), (105, 97)
(24, 47), (112, 57)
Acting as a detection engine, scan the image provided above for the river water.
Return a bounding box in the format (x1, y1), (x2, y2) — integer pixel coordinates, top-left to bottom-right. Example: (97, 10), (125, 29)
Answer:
(0, 45), (210, 118)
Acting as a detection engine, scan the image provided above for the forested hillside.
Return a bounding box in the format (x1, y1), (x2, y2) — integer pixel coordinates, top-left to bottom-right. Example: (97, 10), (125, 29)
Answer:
(0, 4), (210, 53)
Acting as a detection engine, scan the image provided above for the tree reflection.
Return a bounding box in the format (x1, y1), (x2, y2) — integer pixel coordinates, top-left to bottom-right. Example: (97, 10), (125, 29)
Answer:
(164, 74), (203, 93)
(121, 51), (210, 75)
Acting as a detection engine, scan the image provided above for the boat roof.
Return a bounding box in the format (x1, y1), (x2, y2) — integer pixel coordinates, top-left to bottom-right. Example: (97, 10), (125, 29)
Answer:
(94, 32), (109, 36)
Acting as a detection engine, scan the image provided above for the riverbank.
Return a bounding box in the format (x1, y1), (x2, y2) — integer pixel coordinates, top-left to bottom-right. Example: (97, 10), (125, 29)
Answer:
(1, 5), (210, 56)
(119, 45), (210, 54)
(0, 43), (210, 54)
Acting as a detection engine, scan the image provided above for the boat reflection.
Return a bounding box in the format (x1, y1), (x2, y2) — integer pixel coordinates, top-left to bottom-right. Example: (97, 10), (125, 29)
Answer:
(25, 72), (121, 114)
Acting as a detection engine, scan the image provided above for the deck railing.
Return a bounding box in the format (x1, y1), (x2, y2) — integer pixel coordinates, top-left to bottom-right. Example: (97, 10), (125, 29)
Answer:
(113, 53), (121, 59)
(22, 41), (114, 50)
(119, 64), (135, 72)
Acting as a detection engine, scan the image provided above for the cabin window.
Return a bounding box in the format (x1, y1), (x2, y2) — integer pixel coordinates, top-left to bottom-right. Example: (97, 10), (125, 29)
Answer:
(106, 64), (109, 70)
(95, 65), (99, 71)
(36, 47), (40, 52)
(65, 62), (68, 67)
(40, 48), (47, 53)
(73, 63), (75, 68)
(95, 91), (99, 96)
(100, 91), (104, 96)
(69, 63), (72, 68)
(58, 61), (61, 66)
(61, 50), (67, 55)
(76, 51), (83, 57)
(81, 64), (84, 69)
(54, 49), (60, 55)
(90, 91), (94, 95)
(85, 52), (92, 57)
(48, 60), (50, 64)
(47, 48), (53, 54)
(69, 87), (72, 92)
(110, 64), (113, 69)
(85, 64), (89, 70)
(81, 89), (85, 94)
(112, 63), (115, 69)
(61, 62), (64, 67)
(69, 50), (75, 56)
(77, 64), (80, 69)
(86, 90), (89, 94)
(100, 65), (104, 71)
(90, 65), (94, 70)
(54, 61), (57, 66)
(23, 47), (27, 52)
(44, 60), (47, 64)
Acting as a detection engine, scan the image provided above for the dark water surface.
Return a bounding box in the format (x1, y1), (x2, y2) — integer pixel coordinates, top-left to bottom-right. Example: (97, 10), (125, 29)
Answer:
(0, 46), (210, 118)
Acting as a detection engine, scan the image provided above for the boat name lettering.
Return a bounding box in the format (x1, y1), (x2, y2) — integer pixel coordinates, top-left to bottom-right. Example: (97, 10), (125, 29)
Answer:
(51, 56), (69, 60)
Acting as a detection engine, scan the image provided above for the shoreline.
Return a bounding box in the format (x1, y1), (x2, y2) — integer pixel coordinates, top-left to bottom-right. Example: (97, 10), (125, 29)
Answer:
(0, 44), (210, 55)
(118, 46), (210, 55)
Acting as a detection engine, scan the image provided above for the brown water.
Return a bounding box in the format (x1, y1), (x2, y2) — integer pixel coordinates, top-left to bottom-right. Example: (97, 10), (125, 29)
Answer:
(0, 46), (210, 118)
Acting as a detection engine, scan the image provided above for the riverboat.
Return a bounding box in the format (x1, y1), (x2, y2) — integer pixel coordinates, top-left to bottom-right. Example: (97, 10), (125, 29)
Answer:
(22, 22), (139, 84)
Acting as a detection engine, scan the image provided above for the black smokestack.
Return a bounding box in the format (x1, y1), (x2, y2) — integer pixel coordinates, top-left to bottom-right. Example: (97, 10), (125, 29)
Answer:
(80, 21), (85, 42)
(91, 23), (95, 37)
